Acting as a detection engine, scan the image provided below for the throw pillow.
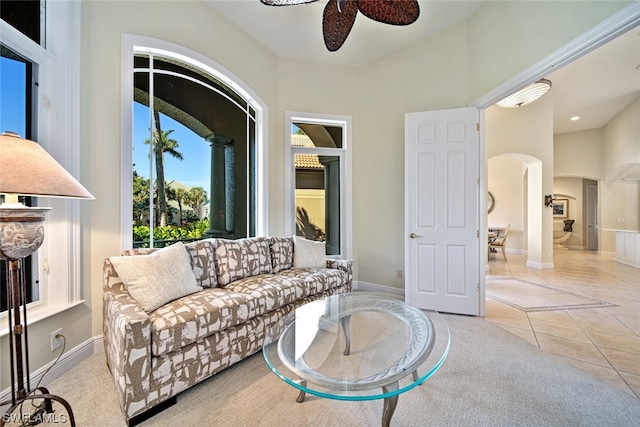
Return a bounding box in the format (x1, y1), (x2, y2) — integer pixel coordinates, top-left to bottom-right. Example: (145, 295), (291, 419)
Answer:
(270, 236), (294, 273)
(293, 236), (326, 268)
(109, 242), (203, 313)
(214, 237), (272, 286)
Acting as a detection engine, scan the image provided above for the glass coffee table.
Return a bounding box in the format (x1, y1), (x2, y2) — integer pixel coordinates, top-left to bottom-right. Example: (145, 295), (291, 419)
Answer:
(263, 292), (450, 427)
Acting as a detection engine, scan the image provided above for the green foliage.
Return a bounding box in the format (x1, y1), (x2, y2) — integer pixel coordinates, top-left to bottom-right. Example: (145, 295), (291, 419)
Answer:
(133, 219), (210, 247)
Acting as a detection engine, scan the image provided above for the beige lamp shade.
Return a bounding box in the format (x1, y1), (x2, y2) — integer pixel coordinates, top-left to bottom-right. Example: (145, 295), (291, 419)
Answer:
(0, 132), (94, 200)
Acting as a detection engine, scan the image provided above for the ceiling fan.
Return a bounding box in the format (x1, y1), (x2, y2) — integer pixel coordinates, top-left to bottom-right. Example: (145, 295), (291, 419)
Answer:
(260, 0), (420, 52)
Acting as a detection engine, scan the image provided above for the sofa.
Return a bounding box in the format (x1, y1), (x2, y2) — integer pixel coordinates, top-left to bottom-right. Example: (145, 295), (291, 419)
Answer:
(103, 236), (353, 426)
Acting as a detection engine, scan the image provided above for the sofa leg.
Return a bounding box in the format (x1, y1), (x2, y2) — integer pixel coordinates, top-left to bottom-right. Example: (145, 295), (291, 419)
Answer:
(127, 397), (177, 427)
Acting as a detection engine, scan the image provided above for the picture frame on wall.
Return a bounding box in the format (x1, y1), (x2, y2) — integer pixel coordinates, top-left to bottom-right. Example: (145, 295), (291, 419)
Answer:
(553, 199), (569, 218)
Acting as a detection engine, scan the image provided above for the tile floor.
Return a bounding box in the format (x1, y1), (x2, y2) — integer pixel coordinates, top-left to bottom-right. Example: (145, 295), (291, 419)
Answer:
(486, 248), (640, 398)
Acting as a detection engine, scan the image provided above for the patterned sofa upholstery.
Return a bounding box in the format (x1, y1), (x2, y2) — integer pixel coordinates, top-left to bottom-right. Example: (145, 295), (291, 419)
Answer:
(103, 236), (352, 426)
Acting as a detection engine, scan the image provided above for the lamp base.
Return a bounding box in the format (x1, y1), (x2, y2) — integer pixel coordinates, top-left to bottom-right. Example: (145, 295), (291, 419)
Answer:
(1, 387), (76, 426)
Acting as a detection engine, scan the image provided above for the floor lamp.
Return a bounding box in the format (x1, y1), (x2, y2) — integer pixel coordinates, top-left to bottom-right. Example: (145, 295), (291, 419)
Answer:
(0, 131), (94, 426)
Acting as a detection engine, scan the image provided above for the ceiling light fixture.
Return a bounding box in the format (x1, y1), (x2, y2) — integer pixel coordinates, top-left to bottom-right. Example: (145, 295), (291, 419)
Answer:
(571, 116), (580, 121)
(260, 0), (420, 52)
(496, 78), (552, 108)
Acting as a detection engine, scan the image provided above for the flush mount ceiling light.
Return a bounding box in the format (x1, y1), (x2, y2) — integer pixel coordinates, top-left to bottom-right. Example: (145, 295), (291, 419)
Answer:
(496, 78), (552, 108)
(260, 0), (420, 52)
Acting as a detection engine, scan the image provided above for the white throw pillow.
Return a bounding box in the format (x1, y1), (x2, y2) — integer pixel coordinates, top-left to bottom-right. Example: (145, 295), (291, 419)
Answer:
(110, 242), (202, 313)
(293, 236), (326, 268)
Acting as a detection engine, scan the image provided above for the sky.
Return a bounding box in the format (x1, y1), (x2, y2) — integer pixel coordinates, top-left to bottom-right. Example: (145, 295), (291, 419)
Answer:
(133, 102), (211, 198)
(1, 53), (211, 200)
(0, 56), (27, 137)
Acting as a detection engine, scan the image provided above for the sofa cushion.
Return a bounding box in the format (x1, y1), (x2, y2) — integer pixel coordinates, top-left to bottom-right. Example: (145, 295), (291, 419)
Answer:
(148, 288), (258, 356)
(123, 239), (218, 288)
(277, 267), (350, 296)
(224, 274), (308, 313)
(110, 242), (203, 313)
(293, 236), (326, 268)
(270, 236), (293, 273)
(215, 237), (272, 286)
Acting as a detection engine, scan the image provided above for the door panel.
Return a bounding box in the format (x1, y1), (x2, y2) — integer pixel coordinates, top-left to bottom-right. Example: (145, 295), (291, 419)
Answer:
(586, 184), (598, 250)
(405, 107), (480, 315)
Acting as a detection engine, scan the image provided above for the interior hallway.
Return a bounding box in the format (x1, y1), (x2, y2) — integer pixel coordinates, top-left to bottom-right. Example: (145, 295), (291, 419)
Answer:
(486, 248), (640, 399)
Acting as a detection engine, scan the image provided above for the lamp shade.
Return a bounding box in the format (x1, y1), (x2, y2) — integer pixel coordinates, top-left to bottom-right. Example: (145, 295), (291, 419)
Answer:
(0, 132), (94, 200)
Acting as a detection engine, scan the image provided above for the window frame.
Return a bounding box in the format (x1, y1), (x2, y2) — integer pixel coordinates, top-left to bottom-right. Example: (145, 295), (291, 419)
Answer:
(285, 111), (353, 260)
(120, 35), (269, 250)
(0, 0), (84, 326)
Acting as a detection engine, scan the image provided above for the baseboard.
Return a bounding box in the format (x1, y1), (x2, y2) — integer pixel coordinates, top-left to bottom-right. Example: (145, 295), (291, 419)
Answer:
(353, 280), (404, 297)
(526, 260), (554, 269)
(0, 335), (102, 408)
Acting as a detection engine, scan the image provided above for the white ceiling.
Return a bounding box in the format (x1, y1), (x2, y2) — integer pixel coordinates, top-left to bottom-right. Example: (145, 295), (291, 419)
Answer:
(206, 0), (640, 135)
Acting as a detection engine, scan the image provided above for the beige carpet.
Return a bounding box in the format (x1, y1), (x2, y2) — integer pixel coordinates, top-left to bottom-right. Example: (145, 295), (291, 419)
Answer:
(31, 314), (640, 426)
(486, 278), (617, 312)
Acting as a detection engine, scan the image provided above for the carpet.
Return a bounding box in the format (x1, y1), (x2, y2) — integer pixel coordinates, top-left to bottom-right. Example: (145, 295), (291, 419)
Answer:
(37, 314), (640, 427)
(486, 278), (617, 312)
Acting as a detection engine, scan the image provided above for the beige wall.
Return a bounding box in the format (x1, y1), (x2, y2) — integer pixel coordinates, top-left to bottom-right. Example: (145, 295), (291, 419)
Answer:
(467, 1), (631, 101)
(80, 0), (280, 344)
(485, 94), (555, 266)
(3, 0), (629, 391)
(554, 130), (604, 180)
(552, 96), (640, 253)
(603, 97), (640, 177)
(78, 0), (630, 333)
(488, 157), (525, 251)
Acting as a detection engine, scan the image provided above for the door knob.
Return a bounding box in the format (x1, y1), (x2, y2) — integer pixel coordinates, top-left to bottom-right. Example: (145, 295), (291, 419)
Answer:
(409, 233), (422, 239)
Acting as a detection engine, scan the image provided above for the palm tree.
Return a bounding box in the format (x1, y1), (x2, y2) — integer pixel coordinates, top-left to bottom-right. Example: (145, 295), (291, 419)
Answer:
(296, 206), (325, 241)
(187, 187), (207, 219)
(173, 187), (189, 225)
(144, 111), (183, 227)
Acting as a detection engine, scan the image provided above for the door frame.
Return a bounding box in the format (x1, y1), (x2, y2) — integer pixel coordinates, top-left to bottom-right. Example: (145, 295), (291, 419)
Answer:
(470, 3), (640, 316)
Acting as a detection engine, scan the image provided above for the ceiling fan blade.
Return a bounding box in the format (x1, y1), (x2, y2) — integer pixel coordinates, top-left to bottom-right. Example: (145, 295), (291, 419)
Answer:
(260, 0), (318, 5)
(356, 0), (420, 25)
(323, 0), (358, 51)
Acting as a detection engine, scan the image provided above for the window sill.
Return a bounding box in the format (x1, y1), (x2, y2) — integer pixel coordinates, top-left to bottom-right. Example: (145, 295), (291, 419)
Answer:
(0, 300), (86, 338)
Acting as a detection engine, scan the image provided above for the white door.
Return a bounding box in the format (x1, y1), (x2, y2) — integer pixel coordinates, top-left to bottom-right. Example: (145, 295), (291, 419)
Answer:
(405, 107), (480, 315)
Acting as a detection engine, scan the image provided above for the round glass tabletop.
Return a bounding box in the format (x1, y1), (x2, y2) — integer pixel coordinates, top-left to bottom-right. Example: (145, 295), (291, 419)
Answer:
(263, 292), (450, 402)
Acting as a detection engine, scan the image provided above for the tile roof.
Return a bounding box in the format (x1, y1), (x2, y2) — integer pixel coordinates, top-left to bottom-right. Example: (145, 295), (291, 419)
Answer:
(292, 134), (323, 169)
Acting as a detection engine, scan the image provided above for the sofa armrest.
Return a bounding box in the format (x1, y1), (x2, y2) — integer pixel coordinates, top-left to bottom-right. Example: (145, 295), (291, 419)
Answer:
(326, 258), (353, 275)
(103, 259), (153, 419)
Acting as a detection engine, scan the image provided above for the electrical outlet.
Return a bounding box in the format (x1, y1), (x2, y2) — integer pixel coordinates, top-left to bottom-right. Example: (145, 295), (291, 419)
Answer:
(51, 328), (63, 352)
(396, 270), (403, 279)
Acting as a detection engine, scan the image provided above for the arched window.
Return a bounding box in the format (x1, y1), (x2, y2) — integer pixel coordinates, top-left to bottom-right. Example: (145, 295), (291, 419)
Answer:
(121, 36), (267, 249)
